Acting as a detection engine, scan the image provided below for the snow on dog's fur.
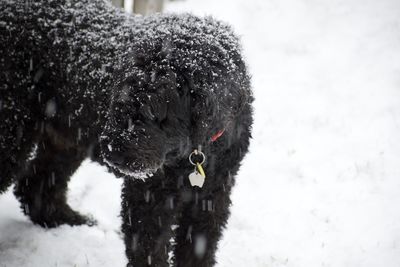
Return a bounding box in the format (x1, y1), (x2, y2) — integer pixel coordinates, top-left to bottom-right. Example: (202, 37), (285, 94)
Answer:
(0, 0), (253, 266)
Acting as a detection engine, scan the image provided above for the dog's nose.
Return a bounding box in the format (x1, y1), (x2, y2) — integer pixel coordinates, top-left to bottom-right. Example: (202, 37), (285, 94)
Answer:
(108, 153), (125, 168)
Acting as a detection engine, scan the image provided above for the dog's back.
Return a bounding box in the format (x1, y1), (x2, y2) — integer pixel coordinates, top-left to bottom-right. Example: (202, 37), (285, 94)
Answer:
(0, 0), (124, 180)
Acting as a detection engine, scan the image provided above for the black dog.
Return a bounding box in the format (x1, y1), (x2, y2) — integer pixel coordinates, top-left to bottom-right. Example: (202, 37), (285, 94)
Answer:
(0, 0), (253, 266)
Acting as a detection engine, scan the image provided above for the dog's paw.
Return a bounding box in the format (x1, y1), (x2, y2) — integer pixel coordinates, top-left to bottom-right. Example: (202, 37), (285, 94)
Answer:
(84, 214), (98, 227)
(32, 205), (97, 228)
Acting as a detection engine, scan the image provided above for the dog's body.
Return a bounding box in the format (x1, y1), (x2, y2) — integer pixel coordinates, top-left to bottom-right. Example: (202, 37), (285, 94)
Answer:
(0, 0), (253, 266)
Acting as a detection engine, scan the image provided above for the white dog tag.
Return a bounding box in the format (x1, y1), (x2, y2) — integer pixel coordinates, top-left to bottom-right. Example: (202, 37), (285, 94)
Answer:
(189, 171), (205, 188)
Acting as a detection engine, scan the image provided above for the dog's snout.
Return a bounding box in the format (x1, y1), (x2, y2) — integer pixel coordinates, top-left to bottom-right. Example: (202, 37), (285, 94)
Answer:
(107, 151), (125, 167)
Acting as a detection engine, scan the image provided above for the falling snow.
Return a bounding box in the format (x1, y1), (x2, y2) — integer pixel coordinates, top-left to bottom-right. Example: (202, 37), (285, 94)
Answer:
(1, 0), (400, 267)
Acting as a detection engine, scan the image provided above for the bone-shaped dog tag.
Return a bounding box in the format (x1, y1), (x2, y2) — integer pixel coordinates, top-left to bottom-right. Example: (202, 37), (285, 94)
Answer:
(189, 171), (205, 188)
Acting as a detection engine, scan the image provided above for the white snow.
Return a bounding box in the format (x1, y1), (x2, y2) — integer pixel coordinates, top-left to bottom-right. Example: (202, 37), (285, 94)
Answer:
(0, 161), (125, 266)
(1, 0), (400, 266)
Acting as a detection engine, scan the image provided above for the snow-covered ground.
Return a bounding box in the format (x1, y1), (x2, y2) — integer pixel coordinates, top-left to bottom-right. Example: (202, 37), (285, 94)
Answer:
(1, 0), (400, 266)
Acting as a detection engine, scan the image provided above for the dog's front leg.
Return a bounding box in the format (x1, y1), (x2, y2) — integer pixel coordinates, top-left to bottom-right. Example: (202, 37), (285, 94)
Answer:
(173, 172), (234, 267)
(121, 173), (180, 267)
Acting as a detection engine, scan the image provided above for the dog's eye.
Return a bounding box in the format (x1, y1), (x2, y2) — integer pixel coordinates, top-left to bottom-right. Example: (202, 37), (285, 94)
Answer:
(159, 117), (168, 130)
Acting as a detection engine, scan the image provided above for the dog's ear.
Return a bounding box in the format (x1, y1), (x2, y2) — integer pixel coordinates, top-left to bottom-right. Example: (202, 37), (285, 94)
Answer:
(189, 87), (219, 146)
(189, 79), (252, 147)
(229, 81), (252, 118)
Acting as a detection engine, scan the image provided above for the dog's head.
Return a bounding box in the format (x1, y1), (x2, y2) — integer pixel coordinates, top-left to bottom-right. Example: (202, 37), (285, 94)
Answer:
(100, 17), (251, 179)
(100, 63), (194, 179)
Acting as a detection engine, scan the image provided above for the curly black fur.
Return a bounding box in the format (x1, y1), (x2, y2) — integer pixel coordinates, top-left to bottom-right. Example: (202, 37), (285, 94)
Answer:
(0, 0), (253, 266)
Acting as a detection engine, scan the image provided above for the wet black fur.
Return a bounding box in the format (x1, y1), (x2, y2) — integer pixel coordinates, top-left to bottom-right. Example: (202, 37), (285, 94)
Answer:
(0, 0), (253, 266)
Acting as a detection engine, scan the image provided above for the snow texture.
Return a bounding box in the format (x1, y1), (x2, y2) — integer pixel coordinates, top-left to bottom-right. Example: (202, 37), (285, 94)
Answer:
(1, 0), (400, 266)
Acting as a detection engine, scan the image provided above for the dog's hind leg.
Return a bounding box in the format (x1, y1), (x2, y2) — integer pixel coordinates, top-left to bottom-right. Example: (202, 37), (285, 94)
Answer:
(13, 138), (93, 228)
(121, 174), (181, 267)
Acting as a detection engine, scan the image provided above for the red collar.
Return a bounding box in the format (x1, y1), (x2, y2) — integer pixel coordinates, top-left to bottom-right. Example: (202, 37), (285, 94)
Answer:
(210, 129), (225, 142)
